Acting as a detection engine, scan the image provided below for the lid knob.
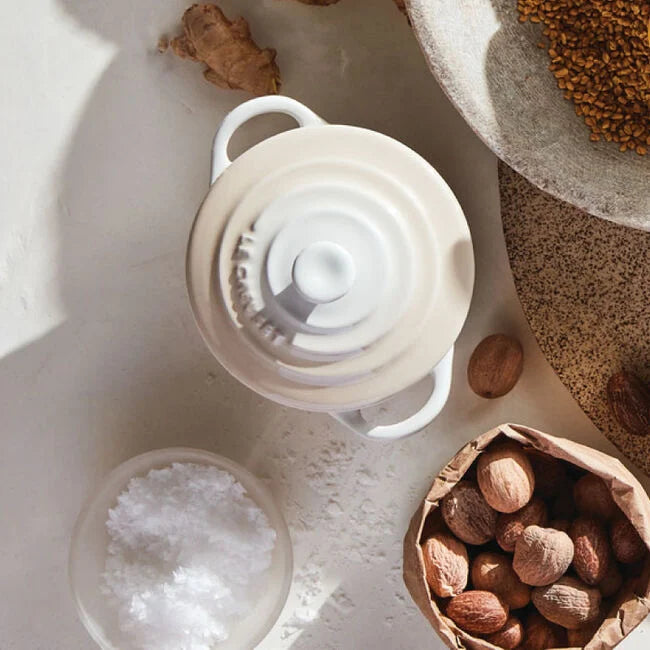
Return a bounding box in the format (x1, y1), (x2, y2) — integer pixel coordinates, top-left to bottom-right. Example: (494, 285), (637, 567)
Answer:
(292, 241), (356, 304)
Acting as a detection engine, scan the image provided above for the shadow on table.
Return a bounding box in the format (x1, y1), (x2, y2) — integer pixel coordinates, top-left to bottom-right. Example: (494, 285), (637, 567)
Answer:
(11, 0), (485, 485)
(0, 0), (486, 646)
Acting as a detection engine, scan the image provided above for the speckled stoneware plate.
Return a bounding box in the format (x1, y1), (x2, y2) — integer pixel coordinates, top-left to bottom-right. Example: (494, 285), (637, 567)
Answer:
(500, 163), (650, 474)
(407, 0), (650, 231)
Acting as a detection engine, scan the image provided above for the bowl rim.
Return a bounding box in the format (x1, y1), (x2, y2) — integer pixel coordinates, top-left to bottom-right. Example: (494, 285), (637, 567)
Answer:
(407, 0), (650, 232)
(69, 446), (293, 650)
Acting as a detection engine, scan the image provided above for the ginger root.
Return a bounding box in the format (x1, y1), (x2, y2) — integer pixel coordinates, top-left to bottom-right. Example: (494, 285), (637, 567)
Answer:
(170, 4), (280, 96)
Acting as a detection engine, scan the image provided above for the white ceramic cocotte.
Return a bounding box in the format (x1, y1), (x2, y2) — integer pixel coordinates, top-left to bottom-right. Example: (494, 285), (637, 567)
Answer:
(187, 97), (474, 440)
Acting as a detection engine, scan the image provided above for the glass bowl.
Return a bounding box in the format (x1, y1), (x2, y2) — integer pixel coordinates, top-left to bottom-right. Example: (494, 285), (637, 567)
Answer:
(69, 448), (293, 650)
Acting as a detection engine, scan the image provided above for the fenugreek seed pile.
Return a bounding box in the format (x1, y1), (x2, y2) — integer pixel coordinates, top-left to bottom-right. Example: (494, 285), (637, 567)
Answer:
(518, 0), (650, 155)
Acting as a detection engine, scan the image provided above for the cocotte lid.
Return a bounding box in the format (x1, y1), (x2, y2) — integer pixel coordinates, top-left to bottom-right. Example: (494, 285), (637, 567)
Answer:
(187, 109), (474, 412)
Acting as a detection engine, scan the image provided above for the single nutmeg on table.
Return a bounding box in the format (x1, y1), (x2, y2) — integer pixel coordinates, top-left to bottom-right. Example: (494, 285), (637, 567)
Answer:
(440, 480), (497, 545)
(446, 590), (509, 635)
(606, 371), (650, 437)
(531, 575), (601, 630)
(477, 441), (535, 513)
(569, 517), (612, 585)
(513, 525), (574, 586)
(421, 532), (468, 598)
(467, 334), (524, 398)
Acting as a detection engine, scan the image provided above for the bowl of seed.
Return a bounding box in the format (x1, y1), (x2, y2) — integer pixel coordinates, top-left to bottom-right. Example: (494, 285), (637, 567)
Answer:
(407, 0), (650, 230)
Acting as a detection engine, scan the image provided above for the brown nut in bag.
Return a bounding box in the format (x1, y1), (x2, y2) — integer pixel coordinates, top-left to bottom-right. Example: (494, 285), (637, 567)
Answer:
(403, 423), (650, 649)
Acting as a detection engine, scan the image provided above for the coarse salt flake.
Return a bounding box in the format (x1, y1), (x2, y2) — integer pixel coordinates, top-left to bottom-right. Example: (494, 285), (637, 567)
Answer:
(102, 462), (276, 650)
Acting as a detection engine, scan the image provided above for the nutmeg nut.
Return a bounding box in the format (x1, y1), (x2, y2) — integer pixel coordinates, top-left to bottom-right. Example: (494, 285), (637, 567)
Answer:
(570, 517), (611, 585)
(574, 474), (618, 520)
(471, 551), (531, 609)
(551, 485), (576, 520)
(496, 497), (548, 552)
(610, 516), (647, 564)
(486, 615), (524, 650)
(567, 620), (601, 647)
(522, 611), (567, 649)
(467, 333), (524, 398)
(421, 531), (468, 598)
(532, 576), (601, 629)
(477, 441), (535, 513)
(513, 525), (574, 586)
(549, 518), (571, 534)
(446, 590), (509, 635)
(598, 560), (623, 597)
(527, 449), (568, 499)
(607, 371), (650, 437)
(441, 480), (498, 545)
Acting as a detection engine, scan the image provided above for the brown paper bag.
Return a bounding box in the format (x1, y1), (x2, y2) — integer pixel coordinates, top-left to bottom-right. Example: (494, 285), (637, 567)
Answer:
(403, 423), (650, 649)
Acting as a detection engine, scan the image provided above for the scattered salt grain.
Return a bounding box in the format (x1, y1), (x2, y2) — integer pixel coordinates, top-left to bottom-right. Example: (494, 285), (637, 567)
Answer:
(103, 462), (276, 650)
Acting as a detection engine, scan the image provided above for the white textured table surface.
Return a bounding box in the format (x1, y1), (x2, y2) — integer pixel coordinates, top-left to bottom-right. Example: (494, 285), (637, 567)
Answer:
(1, 1), (648, 648)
